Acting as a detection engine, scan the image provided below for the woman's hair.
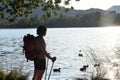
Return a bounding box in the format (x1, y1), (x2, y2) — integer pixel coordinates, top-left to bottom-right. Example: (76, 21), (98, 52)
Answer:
(37, 25), (47, 36)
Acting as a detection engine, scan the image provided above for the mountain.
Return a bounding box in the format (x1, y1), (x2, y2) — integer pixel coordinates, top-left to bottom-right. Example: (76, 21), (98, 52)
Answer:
(108, 5), (120, 13)
(31, 7), (105, 17)
(63, 8), (104, 16)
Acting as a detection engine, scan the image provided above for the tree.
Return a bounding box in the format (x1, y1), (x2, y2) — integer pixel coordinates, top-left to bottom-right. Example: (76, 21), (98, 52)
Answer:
(0, 0), (80, 23)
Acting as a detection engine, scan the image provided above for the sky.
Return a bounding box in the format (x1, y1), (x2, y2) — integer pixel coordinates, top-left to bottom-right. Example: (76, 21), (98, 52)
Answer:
(69, 0), (120, 10)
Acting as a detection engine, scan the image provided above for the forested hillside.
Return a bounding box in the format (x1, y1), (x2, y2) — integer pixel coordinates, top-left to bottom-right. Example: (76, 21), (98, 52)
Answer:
(0, 6), (120, 28)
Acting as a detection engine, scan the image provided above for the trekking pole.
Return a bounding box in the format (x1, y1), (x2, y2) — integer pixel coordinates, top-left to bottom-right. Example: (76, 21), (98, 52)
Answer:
(48, 62), (54, 80)
(45, 58), (49, 80)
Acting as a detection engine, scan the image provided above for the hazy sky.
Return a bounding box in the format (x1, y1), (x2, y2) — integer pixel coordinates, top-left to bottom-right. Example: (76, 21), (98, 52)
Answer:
(70, 0), (120, 10)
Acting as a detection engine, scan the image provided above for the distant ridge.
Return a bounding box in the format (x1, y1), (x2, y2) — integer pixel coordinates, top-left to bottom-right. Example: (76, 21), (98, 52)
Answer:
(63, 8), (104, 16)
(1, 5), (120, 28)
(31, 7), (105, 17)
(108, 5), (120, 13)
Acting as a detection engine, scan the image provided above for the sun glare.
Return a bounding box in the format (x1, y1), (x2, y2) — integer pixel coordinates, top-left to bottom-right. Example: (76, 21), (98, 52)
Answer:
(97, 27), (120, 49)
(108, 71), (115, 80)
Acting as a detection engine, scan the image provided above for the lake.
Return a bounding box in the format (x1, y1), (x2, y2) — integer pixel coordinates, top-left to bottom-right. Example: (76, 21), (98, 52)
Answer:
(0, 27), (120, 80)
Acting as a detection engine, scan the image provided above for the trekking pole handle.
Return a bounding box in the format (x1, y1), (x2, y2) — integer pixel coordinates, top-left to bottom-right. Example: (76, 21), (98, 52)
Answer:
(51, 57), (56, 62)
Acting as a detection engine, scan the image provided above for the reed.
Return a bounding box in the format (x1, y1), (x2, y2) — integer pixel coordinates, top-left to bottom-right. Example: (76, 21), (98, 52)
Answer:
(75, 47), (111, 80)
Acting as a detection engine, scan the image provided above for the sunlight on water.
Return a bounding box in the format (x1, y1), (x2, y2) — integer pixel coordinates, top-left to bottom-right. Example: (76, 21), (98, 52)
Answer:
(98, 27), (119, 43)
(96, 27), (120, 52)
(108, 71), (115, 80)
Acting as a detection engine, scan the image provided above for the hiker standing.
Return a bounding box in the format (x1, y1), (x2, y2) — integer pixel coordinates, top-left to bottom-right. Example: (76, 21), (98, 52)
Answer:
(33, 25), (56, 80)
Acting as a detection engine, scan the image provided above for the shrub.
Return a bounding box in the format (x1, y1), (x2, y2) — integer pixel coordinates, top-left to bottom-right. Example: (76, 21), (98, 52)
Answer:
(0, 68), (29, 80)
(0, 69), (6, 80)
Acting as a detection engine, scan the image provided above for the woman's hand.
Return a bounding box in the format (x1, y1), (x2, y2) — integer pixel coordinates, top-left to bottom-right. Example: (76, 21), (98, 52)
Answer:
(51, 57), (56, 62)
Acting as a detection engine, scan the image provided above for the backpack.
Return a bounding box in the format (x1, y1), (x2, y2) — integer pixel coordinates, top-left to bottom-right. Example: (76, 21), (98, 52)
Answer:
(23, 34), (38, 61)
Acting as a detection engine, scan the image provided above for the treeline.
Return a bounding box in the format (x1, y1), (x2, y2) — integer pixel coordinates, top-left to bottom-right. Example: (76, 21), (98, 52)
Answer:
(1, 11), (120, 28)
(0, 15), (41, 28)
(46, 11), (120, 27)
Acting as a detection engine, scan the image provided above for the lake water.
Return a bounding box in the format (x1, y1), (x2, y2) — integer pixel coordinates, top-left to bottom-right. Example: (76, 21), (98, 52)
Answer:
(0, 27), (120, 80)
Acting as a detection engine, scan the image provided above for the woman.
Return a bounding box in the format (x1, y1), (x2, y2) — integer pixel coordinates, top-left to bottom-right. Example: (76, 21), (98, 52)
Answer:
(33, 25), (56, 80)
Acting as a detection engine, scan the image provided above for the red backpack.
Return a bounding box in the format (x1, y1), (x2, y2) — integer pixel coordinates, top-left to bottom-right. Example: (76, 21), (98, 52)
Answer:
(23, 34), (38, 61)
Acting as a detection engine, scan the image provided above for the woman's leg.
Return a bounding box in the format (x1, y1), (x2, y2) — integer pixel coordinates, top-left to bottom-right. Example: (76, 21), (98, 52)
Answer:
(38, 70), (45, 80)
(33, 59), (46, 80)
(33, 69), (45, 80)
(33, 69), (38, 80)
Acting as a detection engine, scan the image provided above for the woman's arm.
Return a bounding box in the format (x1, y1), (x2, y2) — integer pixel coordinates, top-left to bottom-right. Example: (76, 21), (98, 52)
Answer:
(40, 46), (52, 59)
(40, 47), (56, 62)
(36, 37), (56, 62)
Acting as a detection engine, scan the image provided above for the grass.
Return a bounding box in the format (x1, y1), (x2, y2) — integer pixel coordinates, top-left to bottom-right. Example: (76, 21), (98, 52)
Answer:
(75, 78), (87, 80)
(75, 76), (110, 80)
(91, 74), (110, 80)
(0, 68), (29, 80)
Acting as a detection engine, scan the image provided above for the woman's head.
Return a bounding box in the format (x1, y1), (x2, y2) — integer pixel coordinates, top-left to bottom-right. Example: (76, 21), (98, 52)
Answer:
(37, 25), (47, 36)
